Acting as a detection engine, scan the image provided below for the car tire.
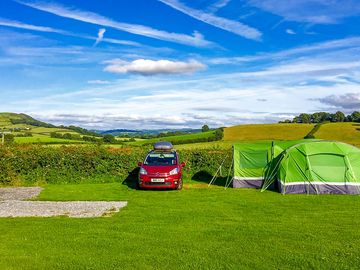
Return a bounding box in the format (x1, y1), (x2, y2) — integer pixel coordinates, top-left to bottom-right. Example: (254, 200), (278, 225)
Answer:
(177, 179), (183, 190)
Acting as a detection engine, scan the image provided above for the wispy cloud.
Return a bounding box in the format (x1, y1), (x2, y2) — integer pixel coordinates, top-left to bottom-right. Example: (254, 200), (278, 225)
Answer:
(286, 29), (296, 35)
(207, 0), (231, 13)
(158, 0), (262, 41)
(0, 17), (66, 34)
(209, 36), (360, 64)
(87, 80), (110, 85)
(0, 18), (140, 47)
(15, 0), (213, 47)
(103, 59), (206, 75)
(248, 0), (360, 24)
(93, 28), (106, 46)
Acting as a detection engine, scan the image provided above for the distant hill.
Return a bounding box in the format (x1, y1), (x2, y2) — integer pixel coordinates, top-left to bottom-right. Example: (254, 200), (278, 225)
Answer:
(0, 113), (97, 136)
(0, 113), (101, 144)
(0, 112), (55, 129)
(98, 128), (202, 136)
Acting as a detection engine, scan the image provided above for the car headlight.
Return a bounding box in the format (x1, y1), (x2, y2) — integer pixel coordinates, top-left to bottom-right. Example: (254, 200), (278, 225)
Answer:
(169, 168), (178, 175)
(139, 167), (147, 175)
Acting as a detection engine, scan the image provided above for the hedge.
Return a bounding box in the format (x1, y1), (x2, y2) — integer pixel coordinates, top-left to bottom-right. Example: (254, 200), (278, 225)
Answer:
(0, 145), (232, 186)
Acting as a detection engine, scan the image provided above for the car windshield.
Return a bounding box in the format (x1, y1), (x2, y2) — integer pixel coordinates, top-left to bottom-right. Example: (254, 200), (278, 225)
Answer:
(144, 152), (177, 166)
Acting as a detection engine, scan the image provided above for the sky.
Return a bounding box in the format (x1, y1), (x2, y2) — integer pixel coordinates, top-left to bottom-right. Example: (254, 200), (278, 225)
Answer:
(0, 0), (360, 129)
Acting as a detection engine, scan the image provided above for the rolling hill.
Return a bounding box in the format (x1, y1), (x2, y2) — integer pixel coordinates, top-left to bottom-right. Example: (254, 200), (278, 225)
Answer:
(2, 113), (360, 148)
(312, 122), (360, 147)
(0, 113), (98, 144)
(224, 123), (315, 141)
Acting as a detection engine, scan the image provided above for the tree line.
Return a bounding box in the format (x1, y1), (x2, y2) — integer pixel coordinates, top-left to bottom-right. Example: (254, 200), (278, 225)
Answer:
(280, 111), (360, 124)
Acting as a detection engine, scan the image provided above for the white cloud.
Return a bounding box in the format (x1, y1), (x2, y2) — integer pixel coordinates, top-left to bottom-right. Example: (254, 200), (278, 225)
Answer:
(93, 28), (106, 46)
(87, 80), (110, 85)
(16, 0), (213, 47)
(248, 0), (360, 24)
(207, 0), (231, 13)
(0, 17), (67, 34)
(103, 59), (206, 75)
(286, 29), (296, 35)
(318, 93), (360, 110)
(209, 36), (360, 65)
(0, 18), (140, 47)
(158, 0), (262, 41)
(9, 63), (360, 129)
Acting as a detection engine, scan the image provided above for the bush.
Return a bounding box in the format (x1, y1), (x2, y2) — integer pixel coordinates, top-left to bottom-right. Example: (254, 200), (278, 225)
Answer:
(0, 145), (231, 185)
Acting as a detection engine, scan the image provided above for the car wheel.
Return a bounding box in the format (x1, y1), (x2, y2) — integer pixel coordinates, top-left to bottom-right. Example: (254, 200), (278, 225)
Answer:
(177, 179), (183, 190)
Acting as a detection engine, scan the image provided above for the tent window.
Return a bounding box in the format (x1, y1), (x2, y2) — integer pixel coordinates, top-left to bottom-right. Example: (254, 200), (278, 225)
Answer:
(309, 154), (346, 182)
(239, 150), (268, 169)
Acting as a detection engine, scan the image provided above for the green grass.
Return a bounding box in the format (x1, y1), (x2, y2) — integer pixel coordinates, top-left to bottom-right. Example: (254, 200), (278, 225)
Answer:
(314, 122), (360, 147)
(0, 183), (359, 269)
(126, 131), (215, 146)
(13, 133), (85, 144)
(224, 123), (314, 141)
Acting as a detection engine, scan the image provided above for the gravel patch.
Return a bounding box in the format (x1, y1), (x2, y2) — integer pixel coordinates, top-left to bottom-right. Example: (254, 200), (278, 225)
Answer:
(0, 187), (43, 201)
(0, 187), (127, 218)
(0, 200), (127, 218)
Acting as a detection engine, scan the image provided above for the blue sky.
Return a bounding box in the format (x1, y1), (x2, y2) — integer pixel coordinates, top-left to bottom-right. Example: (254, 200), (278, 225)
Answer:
(0, 0), (360, 129)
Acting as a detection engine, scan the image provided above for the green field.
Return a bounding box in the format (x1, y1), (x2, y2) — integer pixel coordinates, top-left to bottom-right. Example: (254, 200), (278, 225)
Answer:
(313, 122), (360, 147)
(0, 113), (100, 145)
(224, 123), (314, 141)
(0, 183), (359, 269)
(126, 130), (216, 146)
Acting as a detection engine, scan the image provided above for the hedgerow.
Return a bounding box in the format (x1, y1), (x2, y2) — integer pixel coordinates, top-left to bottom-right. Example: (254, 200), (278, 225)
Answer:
(0, 145), (231, 186)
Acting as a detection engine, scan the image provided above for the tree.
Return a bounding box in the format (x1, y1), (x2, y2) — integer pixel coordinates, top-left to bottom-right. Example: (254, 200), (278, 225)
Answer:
(4, 134), (14, 144)
(333, 111), (345, 122)
(202, 125), (210, 132)
(103, 134), (116, 143)
(214, 128), (224, 140)
(351, 111), (360, 122)
(62, 133), (72, 140)
(311, 112), (330, 123)
(299, 113), (311, 123)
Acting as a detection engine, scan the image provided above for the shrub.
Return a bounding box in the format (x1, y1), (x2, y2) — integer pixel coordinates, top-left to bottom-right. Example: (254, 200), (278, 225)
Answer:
(0, 145), (231, 185)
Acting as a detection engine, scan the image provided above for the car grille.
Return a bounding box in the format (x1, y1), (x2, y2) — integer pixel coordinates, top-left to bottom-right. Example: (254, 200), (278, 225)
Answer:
(148, 173), (168, 177)
(145, 182), (172, 186)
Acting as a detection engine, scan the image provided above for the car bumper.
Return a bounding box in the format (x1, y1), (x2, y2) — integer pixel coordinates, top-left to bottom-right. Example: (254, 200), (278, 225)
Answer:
(139, 175), (181, 189)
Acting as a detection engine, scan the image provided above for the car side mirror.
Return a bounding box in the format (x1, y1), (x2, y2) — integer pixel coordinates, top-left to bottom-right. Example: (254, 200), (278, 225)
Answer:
(180, 162), (186, 168)
(138, 162), (142, 167)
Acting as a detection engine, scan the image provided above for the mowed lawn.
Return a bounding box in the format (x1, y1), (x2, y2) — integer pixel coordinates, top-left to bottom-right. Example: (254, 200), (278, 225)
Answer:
(0, 183), (359, 269)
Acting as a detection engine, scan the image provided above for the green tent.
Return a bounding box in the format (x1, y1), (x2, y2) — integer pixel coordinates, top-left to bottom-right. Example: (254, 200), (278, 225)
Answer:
(232, 140), (312, 188)
(262, 141), (360, 194)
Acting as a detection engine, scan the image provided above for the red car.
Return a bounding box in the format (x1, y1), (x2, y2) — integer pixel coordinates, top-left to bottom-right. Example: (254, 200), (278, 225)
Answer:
(138, 142), (185, 190)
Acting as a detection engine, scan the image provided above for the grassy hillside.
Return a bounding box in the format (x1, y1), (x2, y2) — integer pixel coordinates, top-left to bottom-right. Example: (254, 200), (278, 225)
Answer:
(127, 130), (216, 146)
(0, 113), (96, 144)
(0, 183), (358, 269)
(224, 123), (314, 141)
(313, 122), (360, 147)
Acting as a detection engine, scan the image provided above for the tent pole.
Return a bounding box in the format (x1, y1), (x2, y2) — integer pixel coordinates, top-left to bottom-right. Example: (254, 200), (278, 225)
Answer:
(224, 154), (234, 189)
(208, 154), (229, 187)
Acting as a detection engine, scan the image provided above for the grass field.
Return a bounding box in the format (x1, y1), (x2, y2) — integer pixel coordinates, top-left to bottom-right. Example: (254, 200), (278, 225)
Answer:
(0, 183), (359, 269)
(314, 122), (360, 147)
(127, 130), (215, 146)
(14, 135), (84, 144)
(224, 123), (314, 141)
